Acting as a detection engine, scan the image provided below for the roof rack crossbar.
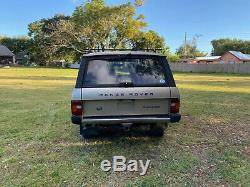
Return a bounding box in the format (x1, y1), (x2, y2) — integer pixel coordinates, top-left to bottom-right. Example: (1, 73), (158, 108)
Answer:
(80, 48), (163, 54)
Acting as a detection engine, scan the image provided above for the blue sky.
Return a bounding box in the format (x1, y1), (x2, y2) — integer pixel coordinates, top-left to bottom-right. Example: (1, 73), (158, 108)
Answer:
(1, 0), (250, 53)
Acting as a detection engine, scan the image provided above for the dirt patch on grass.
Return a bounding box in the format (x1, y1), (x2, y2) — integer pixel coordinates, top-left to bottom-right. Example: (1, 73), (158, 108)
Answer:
(176, 115), (250, 185)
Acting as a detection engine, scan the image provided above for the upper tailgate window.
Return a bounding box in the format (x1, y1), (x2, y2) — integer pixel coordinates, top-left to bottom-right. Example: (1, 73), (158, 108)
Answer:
(83, 58), (167, 87)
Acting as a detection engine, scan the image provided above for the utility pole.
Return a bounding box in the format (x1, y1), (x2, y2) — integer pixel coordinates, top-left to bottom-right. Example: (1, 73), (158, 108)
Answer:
(184, 32), (187, 59)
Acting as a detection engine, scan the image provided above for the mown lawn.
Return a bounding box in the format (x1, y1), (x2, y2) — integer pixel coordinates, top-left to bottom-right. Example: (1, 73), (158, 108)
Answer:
(0, 68), (249, 186)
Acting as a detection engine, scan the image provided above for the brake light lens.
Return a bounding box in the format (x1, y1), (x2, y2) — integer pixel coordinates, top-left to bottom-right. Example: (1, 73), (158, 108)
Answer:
(71, 100), (83, 116)
(170, 98), (180, 113)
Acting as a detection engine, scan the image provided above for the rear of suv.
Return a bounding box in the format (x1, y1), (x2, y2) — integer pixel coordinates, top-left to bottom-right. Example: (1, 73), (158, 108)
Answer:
(71, 51), (181, 138)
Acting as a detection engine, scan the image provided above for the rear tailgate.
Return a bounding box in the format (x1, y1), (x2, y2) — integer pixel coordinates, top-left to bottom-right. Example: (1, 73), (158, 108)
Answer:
(81, 87), (170, 117)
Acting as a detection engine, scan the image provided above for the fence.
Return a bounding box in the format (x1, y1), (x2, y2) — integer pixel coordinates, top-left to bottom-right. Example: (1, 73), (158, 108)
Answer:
(169, 63), (250, 74)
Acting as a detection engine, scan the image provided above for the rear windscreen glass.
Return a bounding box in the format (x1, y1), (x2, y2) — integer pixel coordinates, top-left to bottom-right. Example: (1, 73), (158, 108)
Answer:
(83, 58), (167, 87)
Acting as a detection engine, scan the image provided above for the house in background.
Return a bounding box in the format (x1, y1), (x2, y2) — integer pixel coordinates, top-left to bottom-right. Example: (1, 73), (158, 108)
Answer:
(0, 45), (15, 66)
(70, 61), (80, 69)
(195, 56), (221, 64)
(220, 51), (250, 64)
(15, 51), (28, 64)
(177, 58), (195, 64)
(189, 51), (250, 64)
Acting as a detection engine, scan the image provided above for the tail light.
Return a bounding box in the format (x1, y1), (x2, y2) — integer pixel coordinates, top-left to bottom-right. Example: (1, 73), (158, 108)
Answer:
(71, 100), (83, 116)
(170, 98), (180, 113)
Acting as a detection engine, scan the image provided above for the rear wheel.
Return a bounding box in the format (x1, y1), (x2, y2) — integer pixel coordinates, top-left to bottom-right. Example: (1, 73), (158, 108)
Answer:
(148, 125), (165, 137)
(80, 125), (99, 139)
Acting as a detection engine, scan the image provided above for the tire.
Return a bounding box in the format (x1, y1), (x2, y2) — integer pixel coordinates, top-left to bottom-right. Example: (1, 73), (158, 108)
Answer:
(148, 126), (164, 137)
(80, 126), (99, 139)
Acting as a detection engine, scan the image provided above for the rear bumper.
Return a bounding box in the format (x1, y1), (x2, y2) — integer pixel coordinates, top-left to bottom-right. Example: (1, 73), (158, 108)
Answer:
(83, 116), (171, 125)
(72, 114), (181, 125)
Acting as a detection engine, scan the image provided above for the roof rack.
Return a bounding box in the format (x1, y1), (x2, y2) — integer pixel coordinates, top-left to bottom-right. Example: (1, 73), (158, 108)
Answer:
(81, 48), (163, 54)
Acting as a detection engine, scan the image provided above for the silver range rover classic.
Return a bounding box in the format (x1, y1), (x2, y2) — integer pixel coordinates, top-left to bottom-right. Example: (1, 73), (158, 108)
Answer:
(71, 51), (181, 138)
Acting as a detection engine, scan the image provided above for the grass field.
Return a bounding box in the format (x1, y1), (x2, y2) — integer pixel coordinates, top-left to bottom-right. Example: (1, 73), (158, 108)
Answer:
(0, 68), (249, 186)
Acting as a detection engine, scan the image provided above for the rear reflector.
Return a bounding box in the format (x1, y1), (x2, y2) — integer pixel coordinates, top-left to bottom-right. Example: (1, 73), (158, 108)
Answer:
(71, 100), (83, 116)
(170, 98), (180, 113)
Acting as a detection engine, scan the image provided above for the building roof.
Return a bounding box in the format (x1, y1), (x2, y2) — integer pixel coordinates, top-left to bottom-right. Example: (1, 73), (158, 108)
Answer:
(229, 51), (250, 61)
(83, 51), (164, 57)
(0, 45), (14, 57)
(195, 56), (221, 61)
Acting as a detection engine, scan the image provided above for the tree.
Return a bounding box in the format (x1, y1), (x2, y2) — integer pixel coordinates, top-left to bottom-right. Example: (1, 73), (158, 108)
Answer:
(176, 36), (207, 58)
(211, 39), (250, 56)
(131, 30), (165, 49)
(28, 0), (167, 65)
(71, 0), (147, 49)
(161, 48), (180, 62)
(28, 14), (73, 65)
(0, 36), (30, 54)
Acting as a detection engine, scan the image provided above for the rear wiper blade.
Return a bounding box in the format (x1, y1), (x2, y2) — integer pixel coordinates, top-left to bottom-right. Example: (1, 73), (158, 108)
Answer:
(119, 82), (134, 87)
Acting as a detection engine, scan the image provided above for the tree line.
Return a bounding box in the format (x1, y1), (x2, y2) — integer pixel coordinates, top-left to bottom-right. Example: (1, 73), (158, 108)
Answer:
(211, 39), (250, 56)
(1, 0), (250, 65)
